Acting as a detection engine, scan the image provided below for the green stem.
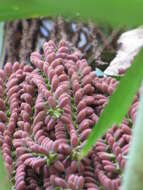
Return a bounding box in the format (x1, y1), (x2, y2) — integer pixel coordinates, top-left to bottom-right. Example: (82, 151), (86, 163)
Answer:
(0, 22), (4, 68)
(0, 152), (10, 190)
(121, 84), (143, 190)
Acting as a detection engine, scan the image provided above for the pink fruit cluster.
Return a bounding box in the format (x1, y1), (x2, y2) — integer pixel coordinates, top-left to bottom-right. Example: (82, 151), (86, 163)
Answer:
(0, 40), (138, 190)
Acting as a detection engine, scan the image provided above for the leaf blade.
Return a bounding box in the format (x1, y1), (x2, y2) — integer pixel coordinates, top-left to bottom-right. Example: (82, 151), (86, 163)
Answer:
(80, 50), (143, 159)
(121, 85), (143, 190)
(0, 0), (142, 27)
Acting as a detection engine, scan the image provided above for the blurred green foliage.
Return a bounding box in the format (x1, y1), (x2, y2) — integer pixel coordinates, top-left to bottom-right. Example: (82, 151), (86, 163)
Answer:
(0, 0), (142, 27)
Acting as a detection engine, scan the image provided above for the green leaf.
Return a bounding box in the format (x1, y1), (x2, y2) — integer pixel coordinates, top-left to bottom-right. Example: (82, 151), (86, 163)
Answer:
(79, 50), (143, 159)
(121, 85), (143, 190)
(0, 0), (143, 27)
(0, 152), (10, 190)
